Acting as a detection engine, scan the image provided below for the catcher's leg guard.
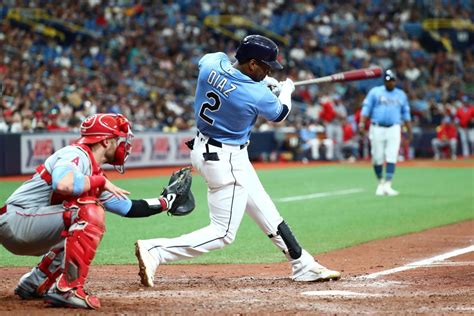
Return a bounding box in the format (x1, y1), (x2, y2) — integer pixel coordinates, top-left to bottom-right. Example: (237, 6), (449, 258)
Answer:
(15, 248), (64, 299)
(44, 197), (105, 309)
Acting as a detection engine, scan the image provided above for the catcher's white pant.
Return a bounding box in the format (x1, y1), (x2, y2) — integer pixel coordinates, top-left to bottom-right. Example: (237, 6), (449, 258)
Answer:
(143, 134), (317, 278)
(368, 124), (401, 165)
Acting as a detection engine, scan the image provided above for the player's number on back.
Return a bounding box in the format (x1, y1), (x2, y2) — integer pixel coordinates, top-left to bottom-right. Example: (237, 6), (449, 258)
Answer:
(199, 91), (221, 125)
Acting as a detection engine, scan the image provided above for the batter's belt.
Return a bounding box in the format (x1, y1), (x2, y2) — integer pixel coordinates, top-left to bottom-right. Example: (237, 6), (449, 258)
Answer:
(196, 131), (248, 150)
(371, 122), (395, 128)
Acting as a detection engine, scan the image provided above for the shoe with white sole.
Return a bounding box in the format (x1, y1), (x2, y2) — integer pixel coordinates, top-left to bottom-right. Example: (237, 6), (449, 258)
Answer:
(293, 263), (341, 282)
(135, 240), (159, 287)
(383, 183), (399, 196)
(43, 283), (100, 309)
(375, 182), (385, 196)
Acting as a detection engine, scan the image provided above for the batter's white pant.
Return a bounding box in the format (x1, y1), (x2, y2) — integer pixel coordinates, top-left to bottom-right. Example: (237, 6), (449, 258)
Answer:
(143, 134), (317, 278)
(368, 124), (401, 165)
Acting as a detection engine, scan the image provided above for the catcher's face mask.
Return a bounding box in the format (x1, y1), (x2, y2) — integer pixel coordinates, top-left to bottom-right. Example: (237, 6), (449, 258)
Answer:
(111, 115), (134, 174)
(77, 113), (134, 174)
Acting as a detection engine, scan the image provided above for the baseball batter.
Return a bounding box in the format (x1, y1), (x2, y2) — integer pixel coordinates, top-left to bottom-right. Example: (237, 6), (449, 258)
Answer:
(0, 113), (194, 309)
(359, 70), (412, 196)
(135, 35), (341, 287)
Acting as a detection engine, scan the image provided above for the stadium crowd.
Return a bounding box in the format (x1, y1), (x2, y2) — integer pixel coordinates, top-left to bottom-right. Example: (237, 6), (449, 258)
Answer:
(0, 0), (473, 159)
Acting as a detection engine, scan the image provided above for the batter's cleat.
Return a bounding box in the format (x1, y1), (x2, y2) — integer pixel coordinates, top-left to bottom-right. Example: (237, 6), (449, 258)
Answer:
(383, 183), (399, 196)
(293, 263), (341, 282)
(135, 240), (159, 287)
(375, 183), (385, 196)
(44, 283), (100, 309)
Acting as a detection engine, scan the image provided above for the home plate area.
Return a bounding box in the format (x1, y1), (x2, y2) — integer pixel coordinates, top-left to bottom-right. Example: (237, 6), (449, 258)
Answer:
(0, 221), (472, 314)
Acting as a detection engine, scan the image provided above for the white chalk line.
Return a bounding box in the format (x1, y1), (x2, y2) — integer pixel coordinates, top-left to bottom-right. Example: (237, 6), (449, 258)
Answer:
(359, 244), (474, 280)
(301, 290), (384, 298)
(275, 188), (364, 203)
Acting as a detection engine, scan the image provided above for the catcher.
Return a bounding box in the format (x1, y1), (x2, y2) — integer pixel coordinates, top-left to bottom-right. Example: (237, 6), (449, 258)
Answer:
(0, 113), (194, 310)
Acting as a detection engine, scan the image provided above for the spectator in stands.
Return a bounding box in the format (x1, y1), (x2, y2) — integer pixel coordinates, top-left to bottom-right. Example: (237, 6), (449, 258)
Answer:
(454, 99), (474, 158)
(341, 119), (358, 162)
(0, 0), (472, 164)
(432, 116), (458, 160)
(299, 120), (334, 161)
(319, 96), (347, 161)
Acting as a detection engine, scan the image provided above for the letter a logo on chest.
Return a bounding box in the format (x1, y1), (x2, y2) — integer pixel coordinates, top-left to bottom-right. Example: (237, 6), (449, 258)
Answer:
(71, 157), (80, 166)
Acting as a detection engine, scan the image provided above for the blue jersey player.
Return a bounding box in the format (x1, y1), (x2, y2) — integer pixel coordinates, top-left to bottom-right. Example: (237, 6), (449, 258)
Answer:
(359, 70), (412, 196)
(136, 35), (341, 287)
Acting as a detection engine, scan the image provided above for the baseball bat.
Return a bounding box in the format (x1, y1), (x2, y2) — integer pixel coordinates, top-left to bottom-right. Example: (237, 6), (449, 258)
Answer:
(294, 67), (382, 86)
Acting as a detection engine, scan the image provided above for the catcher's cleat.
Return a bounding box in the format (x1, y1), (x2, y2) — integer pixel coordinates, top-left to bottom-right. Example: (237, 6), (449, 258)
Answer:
(44, 283), (100, 309)
(292, 263), (341, 282)
(15, 273), (42, 299)
(135, 240), (159, 287)
(15, 284), (42, 300)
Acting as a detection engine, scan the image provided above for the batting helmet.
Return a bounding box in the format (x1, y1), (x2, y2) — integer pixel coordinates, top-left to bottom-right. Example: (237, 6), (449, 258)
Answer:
(384, 69), (397, 81)
(77, 113), (134, 173)
(235, 35), (283, 70)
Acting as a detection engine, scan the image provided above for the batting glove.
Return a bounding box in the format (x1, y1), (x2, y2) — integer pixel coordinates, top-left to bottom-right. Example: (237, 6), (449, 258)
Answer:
(263, 76), (282, 96)
(280, 78), (295, 94)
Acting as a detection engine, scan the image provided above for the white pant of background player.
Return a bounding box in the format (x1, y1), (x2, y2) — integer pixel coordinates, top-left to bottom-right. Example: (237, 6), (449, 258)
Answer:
(136, 134), (340, 285)
(369, 124), (401, 195)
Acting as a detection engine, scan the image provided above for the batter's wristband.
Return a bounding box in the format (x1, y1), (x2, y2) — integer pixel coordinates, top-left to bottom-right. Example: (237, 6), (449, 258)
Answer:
(88, 175), (106, 191)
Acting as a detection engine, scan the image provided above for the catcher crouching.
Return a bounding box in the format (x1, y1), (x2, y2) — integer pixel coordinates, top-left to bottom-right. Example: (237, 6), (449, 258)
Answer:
(0, 113), (194, 309)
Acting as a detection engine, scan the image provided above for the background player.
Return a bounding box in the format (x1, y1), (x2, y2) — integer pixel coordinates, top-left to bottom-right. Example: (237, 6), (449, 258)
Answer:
(135, 34), (341, 287)
(358, 70), (412, 196)
(0, 113), (192, 309)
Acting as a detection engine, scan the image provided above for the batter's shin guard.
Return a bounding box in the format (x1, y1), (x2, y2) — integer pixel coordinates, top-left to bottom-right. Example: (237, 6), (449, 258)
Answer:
(15, 248), (63, 299)
(45, 198), (105, 309)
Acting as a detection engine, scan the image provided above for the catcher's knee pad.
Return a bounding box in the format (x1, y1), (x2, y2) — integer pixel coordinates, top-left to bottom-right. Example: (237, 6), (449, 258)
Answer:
(276, 221), (302, 260)
(59, 198), (105, 290)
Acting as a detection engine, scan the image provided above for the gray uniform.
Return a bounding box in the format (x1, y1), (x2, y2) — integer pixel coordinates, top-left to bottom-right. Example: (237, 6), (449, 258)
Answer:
(1, 145), (110, 256)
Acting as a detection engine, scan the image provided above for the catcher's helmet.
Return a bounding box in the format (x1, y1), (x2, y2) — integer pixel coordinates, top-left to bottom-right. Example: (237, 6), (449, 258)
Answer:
(77, 113), (134, 173)
(384, 69), (397, 81)
(235, 35), (283, 70)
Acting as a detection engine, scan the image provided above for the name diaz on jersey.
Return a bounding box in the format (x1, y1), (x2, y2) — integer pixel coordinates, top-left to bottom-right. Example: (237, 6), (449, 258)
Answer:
(207, 70), (237, 98)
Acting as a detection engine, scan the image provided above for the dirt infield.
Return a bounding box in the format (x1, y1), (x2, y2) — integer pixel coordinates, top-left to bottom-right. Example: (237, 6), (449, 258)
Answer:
(1, 220), (472, 314)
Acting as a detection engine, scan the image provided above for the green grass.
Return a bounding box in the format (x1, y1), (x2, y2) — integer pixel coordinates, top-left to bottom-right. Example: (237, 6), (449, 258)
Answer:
(1, 164), (473, 267)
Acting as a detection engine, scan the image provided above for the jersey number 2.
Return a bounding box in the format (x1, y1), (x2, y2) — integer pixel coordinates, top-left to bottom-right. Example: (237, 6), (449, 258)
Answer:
(199, 91), (221, 125)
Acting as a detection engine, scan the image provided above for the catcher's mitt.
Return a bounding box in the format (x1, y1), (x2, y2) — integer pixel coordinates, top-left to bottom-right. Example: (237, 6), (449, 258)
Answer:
(161, 167), (195, 216)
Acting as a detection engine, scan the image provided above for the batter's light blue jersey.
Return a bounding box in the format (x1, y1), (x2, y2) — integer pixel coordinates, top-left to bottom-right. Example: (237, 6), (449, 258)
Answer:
(361, 86), (411, 125)
(194, 52), (284, 145)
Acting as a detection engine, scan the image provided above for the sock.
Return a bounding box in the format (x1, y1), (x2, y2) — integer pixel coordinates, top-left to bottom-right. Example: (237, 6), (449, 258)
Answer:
(385, 163), (396, 181)
(373, 164), (383, 181)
